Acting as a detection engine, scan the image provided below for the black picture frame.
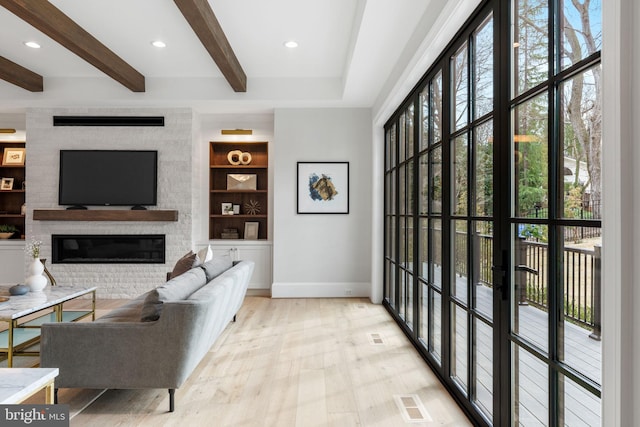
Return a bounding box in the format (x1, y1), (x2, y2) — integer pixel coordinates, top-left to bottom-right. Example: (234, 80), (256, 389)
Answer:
(297, 162), (349, 214)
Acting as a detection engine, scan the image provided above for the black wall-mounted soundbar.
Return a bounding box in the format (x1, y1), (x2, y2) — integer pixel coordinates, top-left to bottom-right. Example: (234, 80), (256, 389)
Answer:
(53, 116), (165, 127)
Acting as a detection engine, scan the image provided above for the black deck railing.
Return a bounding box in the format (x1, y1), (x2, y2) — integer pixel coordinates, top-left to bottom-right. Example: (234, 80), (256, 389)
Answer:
(452, 231), (601, 338)
(518, 240), (600, 337)
(527, 200), (601, 241)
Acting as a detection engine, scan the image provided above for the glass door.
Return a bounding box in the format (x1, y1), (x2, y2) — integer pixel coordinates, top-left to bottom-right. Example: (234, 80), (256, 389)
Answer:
(448, 14), (496, 422)
(508, 1), (602, 425)
(382, 1), (602, 425)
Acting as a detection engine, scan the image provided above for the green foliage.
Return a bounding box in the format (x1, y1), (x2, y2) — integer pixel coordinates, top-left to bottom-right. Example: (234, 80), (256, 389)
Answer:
(517, 139), (548, 215)
(564, 184), (585, 218)
(0, 224), (18, 233)
(475, 124), (494, 217)
(515, 0), (549, 92)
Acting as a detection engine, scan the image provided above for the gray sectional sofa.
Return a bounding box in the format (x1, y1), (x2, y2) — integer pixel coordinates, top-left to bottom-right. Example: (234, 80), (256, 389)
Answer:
(40, 256), (254, 412)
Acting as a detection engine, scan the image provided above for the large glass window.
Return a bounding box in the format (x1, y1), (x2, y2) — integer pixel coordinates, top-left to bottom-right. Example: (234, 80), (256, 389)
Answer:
(417, 72), (444, 366)
(383, 1), (601, 426)
(510, 1), (602, 425)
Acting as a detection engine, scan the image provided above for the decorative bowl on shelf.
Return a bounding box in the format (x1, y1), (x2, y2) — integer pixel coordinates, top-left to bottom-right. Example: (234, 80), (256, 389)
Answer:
(0, 232), (14, 239)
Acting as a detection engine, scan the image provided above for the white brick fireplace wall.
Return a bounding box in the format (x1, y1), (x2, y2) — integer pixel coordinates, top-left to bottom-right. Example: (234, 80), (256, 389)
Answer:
(25, 108), (196, 298)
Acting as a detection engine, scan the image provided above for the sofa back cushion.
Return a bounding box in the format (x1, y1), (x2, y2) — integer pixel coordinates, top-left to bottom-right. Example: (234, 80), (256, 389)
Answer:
(199, 255), (233, 282)
(141, 267), (207, 322)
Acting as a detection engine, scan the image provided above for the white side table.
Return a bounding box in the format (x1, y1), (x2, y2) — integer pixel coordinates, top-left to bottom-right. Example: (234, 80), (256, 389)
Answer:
(0, 368), (59, 404)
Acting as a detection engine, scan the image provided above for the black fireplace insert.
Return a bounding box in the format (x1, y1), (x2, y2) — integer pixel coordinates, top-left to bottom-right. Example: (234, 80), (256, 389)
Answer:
(52, 234), (165, 264)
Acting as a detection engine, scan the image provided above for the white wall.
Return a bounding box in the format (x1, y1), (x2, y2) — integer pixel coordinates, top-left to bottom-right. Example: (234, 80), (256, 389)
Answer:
(603, 0), (635, 425)
(272, 108), (372, 298)
(25, 107), (195, 298)
(0, 113), (25, 131)
(0, 113), (27, 143)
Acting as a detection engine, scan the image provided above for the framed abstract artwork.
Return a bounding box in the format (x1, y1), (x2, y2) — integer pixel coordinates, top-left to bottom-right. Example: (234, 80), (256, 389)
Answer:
(297, 162), (349, 214)
(2, 148), (25, 165)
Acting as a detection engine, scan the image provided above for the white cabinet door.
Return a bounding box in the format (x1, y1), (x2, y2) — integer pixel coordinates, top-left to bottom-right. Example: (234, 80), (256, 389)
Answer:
(209, 242), (272, 290)
(0, 242), (25, 283)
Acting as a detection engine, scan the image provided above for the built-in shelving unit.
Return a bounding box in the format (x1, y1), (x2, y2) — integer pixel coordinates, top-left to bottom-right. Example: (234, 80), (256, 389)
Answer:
(209, 141), (268, 240)
(0, 141), (26, 239)
(32, 209), (178, 222)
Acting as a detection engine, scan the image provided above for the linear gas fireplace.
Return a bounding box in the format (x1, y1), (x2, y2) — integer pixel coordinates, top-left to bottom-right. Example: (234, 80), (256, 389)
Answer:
(52, 234), (165, 264)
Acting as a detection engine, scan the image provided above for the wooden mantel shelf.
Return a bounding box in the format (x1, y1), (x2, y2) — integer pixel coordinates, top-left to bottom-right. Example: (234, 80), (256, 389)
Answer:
(33, 209), (179, 222)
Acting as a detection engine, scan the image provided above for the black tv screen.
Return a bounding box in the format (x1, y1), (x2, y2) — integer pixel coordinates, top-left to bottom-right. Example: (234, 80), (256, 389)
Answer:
(59, 150), (157, 207)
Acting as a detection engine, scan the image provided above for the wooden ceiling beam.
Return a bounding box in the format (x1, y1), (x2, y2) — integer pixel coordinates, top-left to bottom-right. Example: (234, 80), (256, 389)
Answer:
(174, 0), (246, 92)
(0, 55), (43, 92)
(0, 0), (144, 92)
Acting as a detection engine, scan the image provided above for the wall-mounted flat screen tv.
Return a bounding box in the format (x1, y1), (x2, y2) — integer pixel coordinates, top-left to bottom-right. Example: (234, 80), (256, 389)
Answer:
(59, 150), (157, 207)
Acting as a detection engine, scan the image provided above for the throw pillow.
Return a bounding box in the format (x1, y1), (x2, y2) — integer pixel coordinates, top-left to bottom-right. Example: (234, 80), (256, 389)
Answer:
(168, 250), (199, 279)
(196, 245), (213, 264)
(200, 255), (233, 282)
(141, 268), (207, 322)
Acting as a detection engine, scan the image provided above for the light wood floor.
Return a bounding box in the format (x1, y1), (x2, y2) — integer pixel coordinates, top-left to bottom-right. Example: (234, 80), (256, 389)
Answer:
(32, 297), (472, 426)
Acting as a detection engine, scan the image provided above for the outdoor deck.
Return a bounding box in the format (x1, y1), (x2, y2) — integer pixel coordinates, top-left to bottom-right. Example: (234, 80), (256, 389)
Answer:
(470, 281), (602, 426)
(413, 260), (601, 424)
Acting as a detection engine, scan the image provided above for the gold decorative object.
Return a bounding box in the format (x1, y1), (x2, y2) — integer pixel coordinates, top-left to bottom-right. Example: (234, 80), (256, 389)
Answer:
(227, 174), (256, 190)
(221, 129), (252, 135)
(41, 258), (57, 286)
(244, 200), (261, 215)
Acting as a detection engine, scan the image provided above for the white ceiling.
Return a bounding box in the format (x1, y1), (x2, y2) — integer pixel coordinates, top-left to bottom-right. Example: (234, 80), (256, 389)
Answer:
(0, 0), (446, 114)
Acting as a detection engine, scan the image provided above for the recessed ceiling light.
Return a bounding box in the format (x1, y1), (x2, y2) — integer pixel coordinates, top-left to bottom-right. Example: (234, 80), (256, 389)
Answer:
(24, 41), (41, 49)
(151, 40), (166, 48)
(284, 40), (298, 49)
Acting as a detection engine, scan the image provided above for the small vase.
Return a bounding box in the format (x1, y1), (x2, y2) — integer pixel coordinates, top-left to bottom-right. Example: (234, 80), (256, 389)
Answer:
(26, 258), (47, 292)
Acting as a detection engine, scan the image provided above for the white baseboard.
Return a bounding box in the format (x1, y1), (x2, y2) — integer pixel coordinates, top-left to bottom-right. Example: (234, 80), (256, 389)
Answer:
(271, 282), (371, 298)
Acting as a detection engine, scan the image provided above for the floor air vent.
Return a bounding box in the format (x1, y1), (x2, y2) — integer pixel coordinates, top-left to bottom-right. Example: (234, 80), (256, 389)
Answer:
(368, 333), (385, 345)
(393, 394), (432, 423)
(351, 302), (368, 311)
